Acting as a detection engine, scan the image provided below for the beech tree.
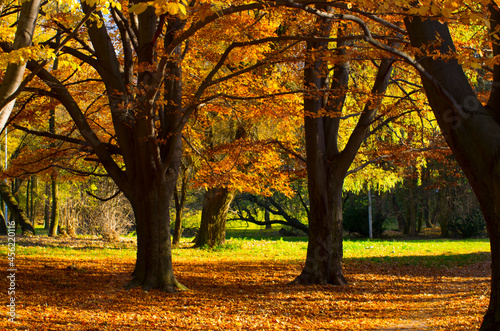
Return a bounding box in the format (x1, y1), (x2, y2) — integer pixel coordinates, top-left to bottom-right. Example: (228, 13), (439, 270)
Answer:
(0, 0), (41, 233)
(0, 0), (41, 131)
(296, 0), (499, 328)
(403, 7), (500, 330)
(286, 7), (397, 284)
(3, 0), (315, 291)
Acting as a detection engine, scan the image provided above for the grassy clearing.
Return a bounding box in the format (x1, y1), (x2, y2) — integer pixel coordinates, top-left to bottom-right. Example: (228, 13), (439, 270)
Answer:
(2, 229), (490, 269)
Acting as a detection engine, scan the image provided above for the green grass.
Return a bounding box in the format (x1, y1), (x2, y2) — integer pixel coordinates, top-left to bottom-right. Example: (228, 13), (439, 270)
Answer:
(13, 242), (136, 260)
(343, 238), (490, 267)
(1, 229), (491, 268)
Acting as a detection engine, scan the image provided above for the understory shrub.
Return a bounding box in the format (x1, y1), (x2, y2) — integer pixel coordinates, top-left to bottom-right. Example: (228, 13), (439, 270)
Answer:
(59, 181), (134, 240)
(449, 209), (486, 238)
(343, 197), (387, 238)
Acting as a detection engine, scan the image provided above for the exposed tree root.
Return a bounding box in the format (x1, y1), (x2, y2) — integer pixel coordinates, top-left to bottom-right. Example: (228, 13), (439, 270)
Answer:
(290, 273), (348, 286)
(125, 277), (189, 293)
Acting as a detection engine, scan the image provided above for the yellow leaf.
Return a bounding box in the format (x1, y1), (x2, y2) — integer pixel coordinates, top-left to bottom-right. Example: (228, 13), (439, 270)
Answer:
(178, 3), (187, 15)
(167, 2), (178, 15)
(129, 3), (149, 15)
(470, 62), (482, 69)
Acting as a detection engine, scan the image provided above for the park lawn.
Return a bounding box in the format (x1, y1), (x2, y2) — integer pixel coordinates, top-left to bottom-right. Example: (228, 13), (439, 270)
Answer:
(0, 233), (492, 330)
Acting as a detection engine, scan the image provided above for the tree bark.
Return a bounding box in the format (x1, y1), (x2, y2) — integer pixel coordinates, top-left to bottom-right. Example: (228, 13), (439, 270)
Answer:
(293, 177), (346, 285)
(293, 14), (394, 285)
(44, 182), (50, 230)
(0, 181), (34, 235)
(194, 187), (235, 248)
(48, 177), (58, 237)
(0, 0), (41, 132)
(172, 164), (188, 246)
(125, 174), (186, 292)
(404, 13), (500, 330)
(409, 185), (417, 236)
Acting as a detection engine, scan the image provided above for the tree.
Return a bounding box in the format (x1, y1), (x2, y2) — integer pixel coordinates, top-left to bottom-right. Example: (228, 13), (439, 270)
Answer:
(402, 6), (500, 329)
(231, 191), (310, 234)
(7, 0), (313, 291)
(0, 0), (42, 132)
(0, 180), (34, 235)
(289, 9), (396, 285)
(186, 16), (304, 247)
(172, 159), (189, 246)
(193, 121), (246, 248)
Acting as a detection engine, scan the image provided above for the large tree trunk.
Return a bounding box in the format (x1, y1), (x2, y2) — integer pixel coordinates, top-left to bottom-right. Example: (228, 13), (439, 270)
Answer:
(293, 172), (346, 285)
(293, 11), (394, 285)
(404, 13), (500, 330)
(123, 15), (186, 291)
(125, 175), (186, 292)
(291, 13), (348, 285)
(194, 187), (235, 248)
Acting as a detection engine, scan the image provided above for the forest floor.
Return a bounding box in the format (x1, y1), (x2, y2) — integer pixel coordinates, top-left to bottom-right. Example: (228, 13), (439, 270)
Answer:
(0, 230), (491, 330)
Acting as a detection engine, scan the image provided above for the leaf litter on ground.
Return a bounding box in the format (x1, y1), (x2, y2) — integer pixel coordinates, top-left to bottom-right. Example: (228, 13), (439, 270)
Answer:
(0, 235), (491, 330)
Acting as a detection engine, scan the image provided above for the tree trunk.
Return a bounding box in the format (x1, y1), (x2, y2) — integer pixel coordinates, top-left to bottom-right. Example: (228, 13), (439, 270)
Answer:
(0, 0), (42, 132)
(44, 182), (50, 230)
(194, 187), (235, 248)
(291, 15), (348, 286)
(172, 165), (188, 246)
(48, 177), (58, 237)
(30, 175), (37, 224)
(0, 208), (6, 235)
(125, 175), (187, 292)
(0, 181), (34, 235)
(405, 14), (500, 330)
(264, 209), (272, 230)
(425, 188), (433, 228)
(172, 194), (183, 246)
(437, 188), (450, 237)
(409, 185), (417, 236)
(293, 176), (346, 285)
(26, 177), (32, 222)
(400, 185), (411, 234)
(293, 12), (394, 285)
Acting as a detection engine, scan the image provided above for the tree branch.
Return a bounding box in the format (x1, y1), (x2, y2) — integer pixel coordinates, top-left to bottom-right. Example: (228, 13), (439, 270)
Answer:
(11, 124), (122, 155)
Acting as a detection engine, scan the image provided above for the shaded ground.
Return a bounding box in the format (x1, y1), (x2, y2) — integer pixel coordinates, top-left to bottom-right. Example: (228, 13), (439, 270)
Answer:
(0, 236), (490, 330)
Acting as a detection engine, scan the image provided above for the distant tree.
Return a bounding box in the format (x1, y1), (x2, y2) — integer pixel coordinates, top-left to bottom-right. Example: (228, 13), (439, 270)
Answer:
(231, 191), (309, 234)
